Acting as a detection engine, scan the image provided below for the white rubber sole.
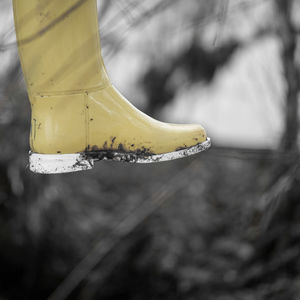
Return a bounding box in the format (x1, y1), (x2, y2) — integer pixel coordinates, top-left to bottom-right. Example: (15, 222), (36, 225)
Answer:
(29, 138), (211, 174)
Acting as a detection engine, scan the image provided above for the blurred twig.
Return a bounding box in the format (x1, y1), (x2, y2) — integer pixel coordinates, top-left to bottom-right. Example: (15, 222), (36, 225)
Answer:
(259, 163), (299, 231)
(257, 0), (300, 232)
(275, 0), (299, 152)
(102, 0), (176, 58)
(206, 145), (299, 161)
(182, 0), (272, 32)
(213, 0), (229, 46)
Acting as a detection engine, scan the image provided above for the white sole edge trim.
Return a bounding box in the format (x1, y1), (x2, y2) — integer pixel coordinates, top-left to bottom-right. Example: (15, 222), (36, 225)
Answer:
(29, 138), (211, 174)
(29, 153), (94, 174)
(136, 138), (211, 163)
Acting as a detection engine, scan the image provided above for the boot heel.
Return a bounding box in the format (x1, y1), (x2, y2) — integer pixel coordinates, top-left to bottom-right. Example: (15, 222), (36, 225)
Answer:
(29, 152), (94, 174)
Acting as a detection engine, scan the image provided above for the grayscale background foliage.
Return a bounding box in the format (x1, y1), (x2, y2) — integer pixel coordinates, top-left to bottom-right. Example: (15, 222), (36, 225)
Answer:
(0, 0), (300, 299)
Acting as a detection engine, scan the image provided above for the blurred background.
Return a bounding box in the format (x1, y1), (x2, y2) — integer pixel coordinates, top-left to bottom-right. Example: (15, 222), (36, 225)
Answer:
(0, 0), (300, 299)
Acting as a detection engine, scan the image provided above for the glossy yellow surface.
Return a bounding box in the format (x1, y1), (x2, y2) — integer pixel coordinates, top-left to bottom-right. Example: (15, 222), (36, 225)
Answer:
(13, 0), (207, 155)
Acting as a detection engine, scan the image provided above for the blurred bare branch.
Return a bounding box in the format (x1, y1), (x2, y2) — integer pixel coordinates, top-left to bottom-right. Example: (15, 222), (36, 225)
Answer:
(276, 0), (299, 152)
(47, 159), (199, 300)
(257, 0), (300, 232)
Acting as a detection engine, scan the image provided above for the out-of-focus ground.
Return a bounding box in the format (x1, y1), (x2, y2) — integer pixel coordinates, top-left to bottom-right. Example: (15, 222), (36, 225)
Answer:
(0, 0), (300, 300)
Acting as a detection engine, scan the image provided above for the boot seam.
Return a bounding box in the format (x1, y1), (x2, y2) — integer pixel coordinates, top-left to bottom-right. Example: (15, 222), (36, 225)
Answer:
(33, 82), (111, 97)
(84, 91), (90, 152)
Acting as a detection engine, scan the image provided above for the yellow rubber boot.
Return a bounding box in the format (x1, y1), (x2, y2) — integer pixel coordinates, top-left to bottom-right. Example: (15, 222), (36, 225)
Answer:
(13, 0), (211, 174)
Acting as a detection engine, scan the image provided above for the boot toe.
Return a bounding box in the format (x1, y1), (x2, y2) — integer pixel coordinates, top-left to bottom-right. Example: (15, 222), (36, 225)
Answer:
(171, 123), (207, 149)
